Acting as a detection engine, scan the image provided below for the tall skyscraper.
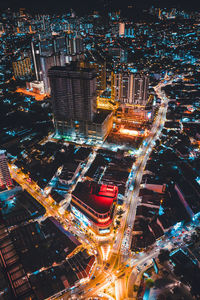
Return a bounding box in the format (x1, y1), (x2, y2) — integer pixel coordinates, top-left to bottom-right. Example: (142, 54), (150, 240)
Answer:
(108, 47), (128, 63)
(48, 63), (97, 137)
(69, 36), (84, 55)
(79, 61), (106, 93)
(0, 150), (13, 188)
(31, 43), (67, 94)
(96, 61), (106, 91)
(40, 54), (62, 94)
(119, 22), (125, 36)
(114, 73), (149, 105)
(132, 74), (149, 105)
(115, 73), (129, 102)
(31, 35), (84, 94)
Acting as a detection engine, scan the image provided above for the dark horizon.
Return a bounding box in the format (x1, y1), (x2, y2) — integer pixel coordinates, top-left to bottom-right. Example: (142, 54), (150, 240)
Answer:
(1, 0), (200, 15)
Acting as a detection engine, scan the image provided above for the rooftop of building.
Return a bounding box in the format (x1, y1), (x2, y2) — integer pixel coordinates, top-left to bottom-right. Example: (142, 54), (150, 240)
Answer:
(72, 180), (118, 214)
(1, 190), (46, 227)
(92, 110), (112, 124)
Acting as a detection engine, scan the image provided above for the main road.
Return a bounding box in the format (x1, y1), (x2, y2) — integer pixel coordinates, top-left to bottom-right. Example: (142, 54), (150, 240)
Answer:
(120, 76), (176, 261)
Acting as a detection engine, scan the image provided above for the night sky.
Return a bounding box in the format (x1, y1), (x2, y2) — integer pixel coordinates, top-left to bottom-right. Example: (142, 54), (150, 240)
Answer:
(1, 0), (200, 14)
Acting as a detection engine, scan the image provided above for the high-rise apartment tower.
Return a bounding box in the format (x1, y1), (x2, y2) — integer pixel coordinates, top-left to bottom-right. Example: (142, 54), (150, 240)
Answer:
(114, 73), (149, 105)
(0, 150), (13, 188)
(48, 62), (97, 137)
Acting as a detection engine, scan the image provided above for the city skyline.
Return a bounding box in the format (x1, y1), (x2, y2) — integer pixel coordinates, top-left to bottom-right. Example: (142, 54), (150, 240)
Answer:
(1, 0), (199, 13)
(0, 3), (200, 300)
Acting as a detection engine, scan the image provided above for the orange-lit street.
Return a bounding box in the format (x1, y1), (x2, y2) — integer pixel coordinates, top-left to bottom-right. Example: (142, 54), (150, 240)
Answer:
(16, 87), (48, 101)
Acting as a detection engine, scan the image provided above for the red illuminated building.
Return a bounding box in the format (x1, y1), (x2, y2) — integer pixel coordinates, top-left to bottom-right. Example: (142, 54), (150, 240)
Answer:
(71, 180), (118, 234)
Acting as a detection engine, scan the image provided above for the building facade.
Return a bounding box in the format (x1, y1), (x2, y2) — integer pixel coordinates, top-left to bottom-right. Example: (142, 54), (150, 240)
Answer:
(114, 73), (149, 105)
(26, 81), (45, 94)
(48, 63), (96, 137)
(39, 54), (61, 94)
(79, 61), (106, 94)
(12, 57), (32, 78)
(0, 150), (13, 188)
(119, 22), (125, 36)
(49, 63), (96, 121)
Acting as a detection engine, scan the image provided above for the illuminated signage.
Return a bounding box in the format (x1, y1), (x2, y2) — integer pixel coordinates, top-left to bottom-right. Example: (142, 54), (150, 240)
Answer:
(99, 228), (110, 234)
(97, 216), (111, 223)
